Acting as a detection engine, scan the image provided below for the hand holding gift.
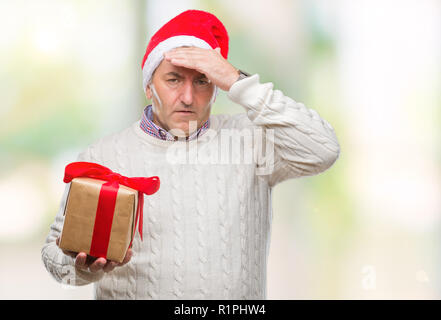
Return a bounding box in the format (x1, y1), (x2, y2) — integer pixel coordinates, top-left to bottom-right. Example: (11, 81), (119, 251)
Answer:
(58, 161), (160, 265)
(56, 236), (132, 273)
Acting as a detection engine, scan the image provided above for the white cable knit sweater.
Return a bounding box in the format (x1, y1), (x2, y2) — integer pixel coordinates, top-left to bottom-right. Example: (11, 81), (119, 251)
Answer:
(41, 74), (340, 299)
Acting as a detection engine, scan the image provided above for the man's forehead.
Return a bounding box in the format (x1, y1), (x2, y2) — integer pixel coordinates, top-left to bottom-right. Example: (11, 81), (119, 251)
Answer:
(157, 59), (207, 78)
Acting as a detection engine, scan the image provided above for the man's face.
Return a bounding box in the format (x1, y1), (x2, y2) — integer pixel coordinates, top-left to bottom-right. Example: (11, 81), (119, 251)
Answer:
(145, 56), (215, 137)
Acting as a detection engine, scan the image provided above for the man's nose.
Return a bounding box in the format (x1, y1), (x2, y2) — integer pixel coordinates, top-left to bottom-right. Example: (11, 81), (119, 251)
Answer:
(179, 80), (194, 106)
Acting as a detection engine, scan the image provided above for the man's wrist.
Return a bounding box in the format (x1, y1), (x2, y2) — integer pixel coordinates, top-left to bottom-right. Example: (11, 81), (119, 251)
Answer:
(236, 69), (250, 82)
(226, 68), (250, 92)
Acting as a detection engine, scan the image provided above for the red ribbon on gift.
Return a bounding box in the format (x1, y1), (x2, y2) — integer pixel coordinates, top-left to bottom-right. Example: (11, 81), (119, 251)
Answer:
(63, 161), (160, 259)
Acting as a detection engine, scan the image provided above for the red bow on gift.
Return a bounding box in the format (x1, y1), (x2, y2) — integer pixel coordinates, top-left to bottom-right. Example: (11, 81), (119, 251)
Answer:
(63, 161), (160, 258)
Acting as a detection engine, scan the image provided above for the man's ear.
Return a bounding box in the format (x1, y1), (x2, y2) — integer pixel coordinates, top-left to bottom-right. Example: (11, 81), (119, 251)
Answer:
(145, 84), (152, 100)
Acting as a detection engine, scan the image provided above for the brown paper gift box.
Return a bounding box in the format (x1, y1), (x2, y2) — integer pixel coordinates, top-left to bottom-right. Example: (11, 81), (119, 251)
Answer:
(59, 177), (138, 263)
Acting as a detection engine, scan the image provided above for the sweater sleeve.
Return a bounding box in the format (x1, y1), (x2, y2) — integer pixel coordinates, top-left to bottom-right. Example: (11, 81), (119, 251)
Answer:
(227, 74), (341, 187)
(41, 147), (105, 286)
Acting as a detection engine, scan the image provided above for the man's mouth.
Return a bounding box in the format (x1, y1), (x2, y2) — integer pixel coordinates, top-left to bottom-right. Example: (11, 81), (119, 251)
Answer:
(175, 110), (194, 113)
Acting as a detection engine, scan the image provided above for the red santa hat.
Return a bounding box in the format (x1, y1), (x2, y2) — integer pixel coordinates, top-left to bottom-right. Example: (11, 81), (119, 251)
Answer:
(141, 9), (229, 93)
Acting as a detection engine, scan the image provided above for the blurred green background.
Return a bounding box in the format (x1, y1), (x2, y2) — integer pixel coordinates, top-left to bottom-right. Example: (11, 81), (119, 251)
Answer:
(1, 0), (440, 299)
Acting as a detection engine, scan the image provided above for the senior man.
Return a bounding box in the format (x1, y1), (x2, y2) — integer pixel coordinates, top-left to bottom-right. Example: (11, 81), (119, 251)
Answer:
(42, 9), (340, 299)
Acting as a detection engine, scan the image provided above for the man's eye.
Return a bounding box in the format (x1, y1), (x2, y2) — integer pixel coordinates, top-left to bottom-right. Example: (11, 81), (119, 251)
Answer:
(167, 79), (178, 83)
(197, 79), (209, 85)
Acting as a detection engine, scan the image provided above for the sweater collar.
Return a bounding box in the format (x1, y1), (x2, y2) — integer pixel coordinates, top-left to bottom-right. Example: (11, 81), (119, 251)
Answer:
(132, 113), (220, 149)
(140, 105), (210, 141)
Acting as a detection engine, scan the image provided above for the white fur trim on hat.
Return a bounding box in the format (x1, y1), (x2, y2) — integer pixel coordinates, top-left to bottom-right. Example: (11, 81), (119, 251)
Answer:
(142, 35), (213, 92)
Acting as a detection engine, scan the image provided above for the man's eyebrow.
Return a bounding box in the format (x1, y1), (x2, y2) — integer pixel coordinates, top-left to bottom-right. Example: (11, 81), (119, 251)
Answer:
(165, 71), (183, 78)
(164, 72), (208, 79)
